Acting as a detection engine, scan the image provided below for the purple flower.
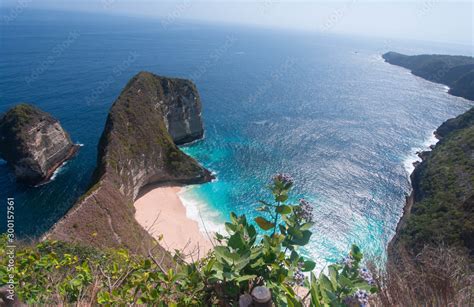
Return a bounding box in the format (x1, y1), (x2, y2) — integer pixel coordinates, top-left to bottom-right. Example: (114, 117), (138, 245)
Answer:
(272, 173), (294, 186)
(293, 267), (305, 286)
(294, 199), (314, 223)
(359, 268), (375, 285)
(354, 289), (369, 306)
(342, 255), (354, 268)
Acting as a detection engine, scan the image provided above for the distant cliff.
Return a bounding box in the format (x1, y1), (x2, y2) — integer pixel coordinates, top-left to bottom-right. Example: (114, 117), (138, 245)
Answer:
(0, 104), (79, 185)
(389, 107), (474, 258)
(383, 52), (474, 101)
(45, 72), (212, 254)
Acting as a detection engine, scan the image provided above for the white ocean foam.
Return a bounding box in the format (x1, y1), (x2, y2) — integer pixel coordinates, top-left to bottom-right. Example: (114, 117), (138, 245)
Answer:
(178, 187), (226, 236)
(402, 132), (439, 176)
(50, 161), (68, 181)
(443, 85), (450, 92)
(35, 161), (69, 187)
(210, 170), (219, 182)
(35, 144), (81, 187)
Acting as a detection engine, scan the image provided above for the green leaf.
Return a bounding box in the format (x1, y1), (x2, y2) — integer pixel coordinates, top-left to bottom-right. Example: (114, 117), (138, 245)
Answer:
(228, 233), (245, 250)
(321, 289), (338, 305)
(230, 212), (238, 223)
(300, 222), (315, 231)
(254, 217), (275, 230)
(288, 227), (303, 239)
(319, 273), (334, 292)
(234, 251), (251, 271)
(302, 260), (316, 272)
(276, 194), (288, 202)
(351, 244), (363, 261)
(339, 275), (353, 288)
(97, 291), (111, 304)
(328, 265), (338, 288)
(310, 273), (322, 307)
(276, 205), (292, 214)
(290, 250), (299, 262)
(291, 230), (312, 246)
(214, 246), (233, 264)
(279, 224), (287, 235)
(353, 281), (372, 291)
(234, 274), (257, 283)
(225, 222), (237, 233)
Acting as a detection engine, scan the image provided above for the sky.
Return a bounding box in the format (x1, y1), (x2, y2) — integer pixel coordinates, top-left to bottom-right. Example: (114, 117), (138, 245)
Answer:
(1, 0), (473, 45)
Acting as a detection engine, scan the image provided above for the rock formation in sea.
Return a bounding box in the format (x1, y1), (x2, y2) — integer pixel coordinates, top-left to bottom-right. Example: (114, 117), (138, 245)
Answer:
(0, 104), (79, 185)
(382, 52), (474, 101)
(45, 72), (213, 255)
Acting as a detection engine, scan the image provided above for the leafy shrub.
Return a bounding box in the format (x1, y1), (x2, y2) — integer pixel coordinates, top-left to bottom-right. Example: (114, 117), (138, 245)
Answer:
(0, 175), (376, 305)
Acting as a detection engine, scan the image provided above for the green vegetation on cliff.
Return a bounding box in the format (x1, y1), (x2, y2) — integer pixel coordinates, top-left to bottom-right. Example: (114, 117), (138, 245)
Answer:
(397, 107), (474, 255)
(0, 104), (37, 128)
(436, 107), (474, 138)
(0, 104), (48, 159)
(383, 52), (474, 101)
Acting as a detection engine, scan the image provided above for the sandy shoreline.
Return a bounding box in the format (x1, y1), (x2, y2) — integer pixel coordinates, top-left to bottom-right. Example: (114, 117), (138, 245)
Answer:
(134, 185), (213, 261)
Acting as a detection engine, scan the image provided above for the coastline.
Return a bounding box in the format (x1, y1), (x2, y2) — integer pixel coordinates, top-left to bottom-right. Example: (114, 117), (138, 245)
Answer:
(389, 132), (440, 260)
(134, 185), (213, 260)
(402, 131), (439, 177)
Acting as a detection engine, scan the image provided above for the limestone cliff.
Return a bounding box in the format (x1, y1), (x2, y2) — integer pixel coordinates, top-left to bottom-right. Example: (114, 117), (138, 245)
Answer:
(0, 104), (79, 185)
(46, 72), (212, 255)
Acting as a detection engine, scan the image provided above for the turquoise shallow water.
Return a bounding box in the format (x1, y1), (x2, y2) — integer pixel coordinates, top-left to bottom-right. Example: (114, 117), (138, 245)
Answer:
(0, 9), (472, 266)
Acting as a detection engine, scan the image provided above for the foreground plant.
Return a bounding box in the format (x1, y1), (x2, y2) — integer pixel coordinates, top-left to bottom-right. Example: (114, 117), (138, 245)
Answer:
(0, 175), (376, 306)
(207, 173), (377, 305)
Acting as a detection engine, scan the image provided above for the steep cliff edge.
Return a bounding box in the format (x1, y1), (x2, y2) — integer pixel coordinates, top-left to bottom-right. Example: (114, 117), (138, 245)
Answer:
(45, 72), (212, 255)
(389, 107), (474, 260)
(0, 104), (79, 185)
(382, 52), (474, 101)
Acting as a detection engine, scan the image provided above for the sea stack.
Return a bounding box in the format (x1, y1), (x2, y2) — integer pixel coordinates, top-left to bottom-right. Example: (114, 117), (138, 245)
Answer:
(46, 72), (212, 254)
(0, 104), (79, 185)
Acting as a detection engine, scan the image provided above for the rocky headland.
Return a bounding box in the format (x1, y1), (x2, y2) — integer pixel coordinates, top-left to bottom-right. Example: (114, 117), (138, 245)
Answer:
(0, 104), (79, 185)
(45, 72), (213, 255)
(382, 52), (474, 101)
(384, 52), (474, 264)
(389, 107), (474, 257)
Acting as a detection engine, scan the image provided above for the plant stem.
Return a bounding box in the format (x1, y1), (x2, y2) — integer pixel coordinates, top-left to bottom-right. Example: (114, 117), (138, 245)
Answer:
(271, 201), (280, 237)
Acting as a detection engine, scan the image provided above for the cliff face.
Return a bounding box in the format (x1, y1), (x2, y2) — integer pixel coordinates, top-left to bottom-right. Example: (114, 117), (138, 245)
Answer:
(46, 72), (212, 254)
(382, 52), (474, 101)
(0, 104), (79, 185)
(158, 77), (205, 145)
(389, 107), (474, 260)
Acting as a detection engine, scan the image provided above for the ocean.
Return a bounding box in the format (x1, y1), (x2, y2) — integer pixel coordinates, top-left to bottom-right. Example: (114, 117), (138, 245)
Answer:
(0, 9), (472, 266)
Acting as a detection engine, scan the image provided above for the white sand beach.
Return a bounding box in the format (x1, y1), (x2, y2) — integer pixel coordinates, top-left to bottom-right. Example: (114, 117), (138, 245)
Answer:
(134, 186), (213, 261)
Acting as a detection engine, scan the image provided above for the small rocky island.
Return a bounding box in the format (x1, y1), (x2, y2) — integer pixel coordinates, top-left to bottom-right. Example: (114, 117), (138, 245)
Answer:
(0, 104), (79, 185)
(383, 52), (474, 101)
(46, 72), (212, 254)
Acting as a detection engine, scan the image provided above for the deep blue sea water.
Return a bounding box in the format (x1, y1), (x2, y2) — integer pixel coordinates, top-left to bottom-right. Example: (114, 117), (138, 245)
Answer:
(0, 9), (472, 266)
